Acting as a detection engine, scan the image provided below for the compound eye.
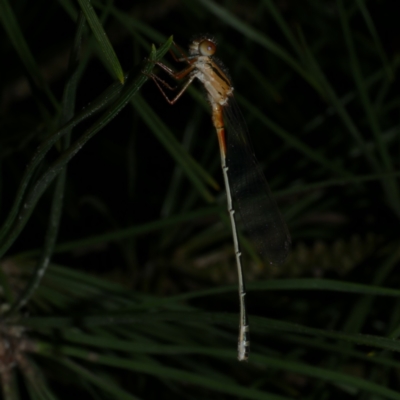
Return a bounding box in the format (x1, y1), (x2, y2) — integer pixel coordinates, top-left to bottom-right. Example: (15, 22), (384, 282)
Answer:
(199, 39), (216, 56)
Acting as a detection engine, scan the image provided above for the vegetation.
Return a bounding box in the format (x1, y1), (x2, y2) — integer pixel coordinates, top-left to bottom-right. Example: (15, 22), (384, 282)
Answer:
(0, 0), (399, 398)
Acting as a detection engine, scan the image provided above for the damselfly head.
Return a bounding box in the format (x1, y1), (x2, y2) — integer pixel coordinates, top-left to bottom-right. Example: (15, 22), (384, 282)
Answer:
(199, 39), (216, 56)
(189, 35), (217, 56)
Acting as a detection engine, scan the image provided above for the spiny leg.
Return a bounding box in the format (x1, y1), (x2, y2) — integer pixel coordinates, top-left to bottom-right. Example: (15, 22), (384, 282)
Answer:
(145, 73), (178, 91)
(150, 74), (196, 105)
(169, 41), (194, 64)
(154, 62), (195, 80)
(143, 58), (196, 103)
(143, 56), (196, 79)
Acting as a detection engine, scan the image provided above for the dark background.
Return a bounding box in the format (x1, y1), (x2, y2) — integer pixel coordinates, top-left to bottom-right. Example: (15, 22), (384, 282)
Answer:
(1, 0), (400, 399)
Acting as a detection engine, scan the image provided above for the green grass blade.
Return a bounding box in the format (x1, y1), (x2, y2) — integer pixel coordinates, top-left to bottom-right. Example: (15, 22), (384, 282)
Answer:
(338, 0), (400, 215)
(50, 206), (221, 256)
(37, 343), (291, 400)
(250, 353), (400, 400)
(132, 94), (217, 201)
(0, 0), (58, 109)
(0, 78), (125, 245)
(355, 0), (393, 80)
(77, 0), (124, 83)
(194, 0), (323, 94)
(58, 358), (141, 400)
(0, 369), (20, 400)
(22, 309), (400, 355)
(168, 278), (400, 301)
(261, 0), (307, 63)
(296, 25), (382, 171)
(0, 39), (173, 259)
(238, 94), (350, 177)
(5, 11), (87, 317)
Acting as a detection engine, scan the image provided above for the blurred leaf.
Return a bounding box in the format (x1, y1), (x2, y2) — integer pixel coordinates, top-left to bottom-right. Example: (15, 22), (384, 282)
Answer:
(0, 0), (58, 109)
(77, 0), (124, 83)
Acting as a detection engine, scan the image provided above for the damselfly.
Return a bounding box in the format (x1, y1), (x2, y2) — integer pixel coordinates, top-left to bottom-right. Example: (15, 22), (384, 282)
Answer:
(146, 35), (291, 361)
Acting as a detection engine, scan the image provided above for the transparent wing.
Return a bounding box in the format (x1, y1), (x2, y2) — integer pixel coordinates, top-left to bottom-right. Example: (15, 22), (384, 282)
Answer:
(223, 96), (291, 265)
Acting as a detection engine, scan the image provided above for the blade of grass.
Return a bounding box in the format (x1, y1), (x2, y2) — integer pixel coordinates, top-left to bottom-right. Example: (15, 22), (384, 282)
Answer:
(58, 358), (141, 400)
(281, 332), (400, 370)
(18, 205), (222, 258)
(338, 0), (400, 216)
(303, 57), (400, 134)
(57, 0), (79, 20)
(169, 278), (400, 301)
(355, 0), (393, 80)
(277, 170), (400, 197)
(19, 357), (59, 400)
(237, 94), (351, 177)
(55, 328), (400, 375)
(0, 368), (19, 400)
(37, 344), (291, 400)
(251, 353), (400, 400)
(0, 263), (14, 304)
(5, 13), (87, 317)
(77, 0), (124, 83)
(341, 245), (400, 335)
(37, 340), (400, 399)
(261, 0), (307, 64)
(194, 0), (323, 94)
(105, 4), (167, 45)
(296, 25), (382, 172)
(0, 0), (59, 110)
(160, 107), (208, 216)
(0, 39), (173, 260)
(132, 94), (218, 200)
(0, 77), (125, 245)
(21, 310), (400, 354)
